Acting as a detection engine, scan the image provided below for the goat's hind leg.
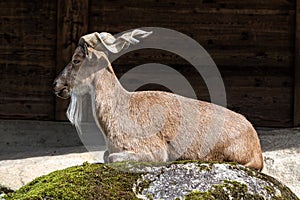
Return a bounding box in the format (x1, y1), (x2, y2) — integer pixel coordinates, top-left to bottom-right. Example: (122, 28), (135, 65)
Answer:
(243, 153), (264, 171)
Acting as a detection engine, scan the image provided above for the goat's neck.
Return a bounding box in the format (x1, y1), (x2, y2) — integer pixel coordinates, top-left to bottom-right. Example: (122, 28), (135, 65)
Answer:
(91, 66), (129, 133)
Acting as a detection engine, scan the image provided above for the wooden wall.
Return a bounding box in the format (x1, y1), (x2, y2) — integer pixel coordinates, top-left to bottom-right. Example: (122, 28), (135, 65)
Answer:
(89, 0), (296, 127)
(0, 0), (57, 120)
(0, 0), (298, 127)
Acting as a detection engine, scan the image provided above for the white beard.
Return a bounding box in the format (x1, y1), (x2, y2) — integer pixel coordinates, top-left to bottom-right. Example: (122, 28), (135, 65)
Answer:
(67, 93), (83, 125)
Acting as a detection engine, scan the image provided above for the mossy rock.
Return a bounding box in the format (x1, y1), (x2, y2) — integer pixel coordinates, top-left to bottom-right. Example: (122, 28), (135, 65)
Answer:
(4, 161), (299, 200)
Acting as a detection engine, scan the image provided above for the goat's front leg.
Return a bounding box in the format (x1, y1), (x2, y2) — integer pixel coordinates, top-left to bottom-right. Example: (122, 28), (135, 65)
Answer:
(108, 149), (168, 163)
(103, 150), (109, 163)
(108, 151), (139, 163)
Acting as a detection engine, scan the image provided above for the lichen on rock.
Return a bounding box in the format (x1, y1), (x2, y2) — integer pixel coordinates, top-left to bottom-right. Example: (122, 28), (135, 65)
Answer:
(134, 162), (297, 200)
(4, 161), (299, 200)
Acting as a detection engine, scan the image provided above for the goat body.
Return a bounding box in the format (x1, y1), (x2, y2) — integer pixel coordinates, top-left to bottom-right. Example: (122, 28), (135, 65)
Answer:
(54, 46), (263, 170)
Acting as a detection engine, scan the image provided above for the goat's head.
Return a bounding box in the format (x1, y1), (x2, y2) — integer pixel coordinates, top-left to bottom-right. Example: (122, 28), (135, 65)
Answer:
(53, 29), (152, 99)
(53, 45), (109, 99)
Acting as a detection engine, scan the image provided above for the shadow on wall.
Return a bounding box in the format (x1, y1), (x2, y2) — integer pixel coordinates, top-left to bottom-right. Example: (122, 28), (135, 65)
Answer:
(0, 120), (85, 160)
(1, 120), (299, 160)
(257, 128), (300, 152)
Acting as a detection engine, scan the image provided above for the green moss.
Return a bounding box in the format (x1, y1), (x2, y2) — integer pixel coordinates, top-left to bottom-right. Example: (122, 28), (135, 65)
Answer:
(146, 194), (154, 200)
(230, 164), (299, 200)
(184, 180), (264, 200)
(107, 160), (165, 172)
(182, 162), (299, 200)
(4, 161), (299, 200)
(254, 171), (298, 200)
(4, 162), (148, 200)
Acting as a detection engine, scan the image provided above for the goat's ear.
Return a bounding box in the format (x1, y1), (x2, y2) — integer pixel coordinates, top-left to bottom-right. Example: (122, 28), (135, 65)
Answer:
(91, 51), (98, 64)
(82, 43), (89, 56)
(78, 43), (89, 56)
(90, 50), (112, 71)
(88, 50), (104, 67)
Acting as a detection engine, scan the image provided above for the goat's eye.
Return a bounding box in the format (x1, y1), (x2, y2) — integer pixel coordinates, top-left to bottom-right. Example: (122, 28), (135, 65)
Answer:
(72, 59), (80, 65)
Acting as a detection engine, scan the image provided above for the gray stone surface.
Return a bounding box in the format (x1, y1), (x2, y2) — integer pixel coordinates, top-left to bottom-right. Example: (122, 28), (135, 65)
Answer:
(133, 162), (297, 199)
(0, 120), (299, 198)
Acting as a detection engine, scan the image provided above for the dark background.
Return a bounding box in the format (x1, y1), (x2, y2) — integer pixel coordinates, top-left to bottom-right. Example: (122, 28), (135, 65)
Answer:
(1, 0), (299, 127)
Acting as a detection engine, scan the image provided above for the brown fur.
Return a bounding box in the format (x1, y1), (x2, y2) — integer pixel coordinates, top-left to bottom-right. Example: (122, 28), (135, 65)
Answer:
(53, 46), (263, 170)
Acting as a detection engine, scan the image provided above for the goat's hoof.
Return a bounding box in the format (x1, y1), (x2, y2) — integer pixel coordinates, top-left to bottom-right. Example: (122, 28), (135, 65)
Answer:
(108, 152), (138, 163)
(103, 150), (109, 163)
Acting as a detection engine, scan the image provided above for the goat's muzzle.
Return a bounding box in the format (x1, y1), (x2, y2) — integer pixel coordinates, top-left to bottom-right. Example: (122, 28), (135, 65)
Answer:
(53, 81), (70, 99)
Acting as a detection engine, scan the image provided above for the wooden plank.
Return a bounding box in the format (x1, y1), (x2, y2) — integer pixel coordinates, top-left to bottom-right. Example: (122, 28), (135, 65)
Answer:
(55, 0), (89, 120)
(109, 49), (293, 70)
(91, 0), (295, 29)
(0, 0), (57, 120)
(0, 100), (54, 120)
(294, 0), (300, 126)
(90, 0), (295, 12)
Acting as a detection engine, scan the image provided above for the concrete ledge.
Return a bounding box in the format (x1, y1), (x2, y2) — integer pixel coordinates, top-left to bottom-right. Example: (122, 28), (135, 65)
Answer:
(259, 128), (300, 198)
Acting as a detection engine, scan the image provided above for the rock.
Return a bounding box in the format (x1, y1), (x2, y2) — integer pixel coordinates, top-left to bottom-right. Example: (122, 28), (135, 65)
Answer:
(4, 161), (299, 200)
